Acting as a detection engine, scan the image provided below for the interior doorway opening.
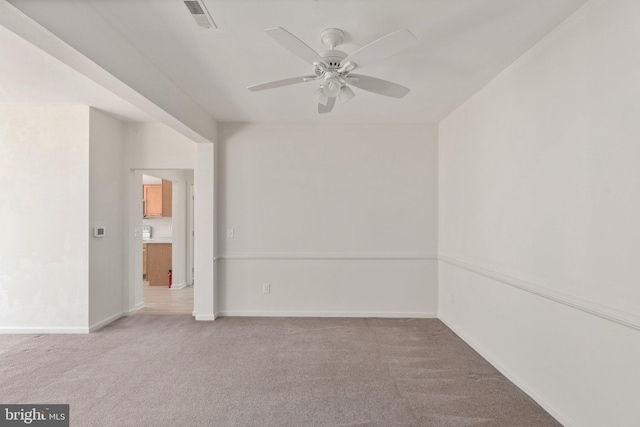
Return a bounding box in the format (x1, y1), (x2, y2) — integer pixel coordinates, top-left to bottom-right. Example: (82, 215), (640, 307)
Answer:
(130, 169), (194, 315)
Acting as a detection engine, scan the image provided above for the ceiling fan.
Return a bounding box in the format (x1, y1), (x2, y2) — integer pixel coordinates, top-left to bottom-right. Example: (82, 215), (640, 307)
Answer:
(247, 27), (416, 114)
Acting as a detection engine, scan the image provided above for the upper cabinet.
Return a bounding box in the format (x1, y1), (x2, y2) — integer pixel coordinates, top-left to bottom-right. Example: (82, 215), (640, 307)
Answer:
(143, 185), (162, 217)
(161, 179), (172, 217)
(143, 179), (172, 217)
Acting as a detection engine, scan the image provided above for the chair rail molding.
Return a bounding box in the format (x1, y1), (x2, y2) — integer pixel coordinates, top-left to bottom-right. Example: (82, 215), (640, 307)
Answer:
(438, 254), (640, 332)
(219, 253), (438, 261)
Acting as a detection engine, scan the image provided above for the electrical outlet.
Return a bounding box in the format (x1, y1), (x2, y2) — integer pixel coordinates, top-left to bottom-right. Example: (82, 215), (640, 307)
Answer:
(227, 229), (235, 239)
(263, 283), (271, 294)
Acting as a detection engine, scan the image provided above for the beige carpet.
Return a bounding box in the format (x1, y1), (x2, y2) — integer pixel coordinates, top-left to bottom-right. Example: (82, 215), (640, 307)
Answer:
(0, 316), (559, 426)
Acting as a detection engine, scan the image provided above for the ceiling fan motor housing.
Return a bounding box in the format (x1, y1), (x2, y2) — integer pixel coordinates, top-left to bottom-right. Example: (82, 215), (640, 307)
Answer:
(320, 50), (347, 69)
(320, 28), (347, 68)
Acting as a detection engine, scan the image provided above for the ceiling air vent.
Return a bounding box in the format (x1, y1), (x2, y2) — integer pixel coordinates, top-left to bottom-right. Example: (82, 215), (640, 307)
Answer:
(183, 1), (217, 29)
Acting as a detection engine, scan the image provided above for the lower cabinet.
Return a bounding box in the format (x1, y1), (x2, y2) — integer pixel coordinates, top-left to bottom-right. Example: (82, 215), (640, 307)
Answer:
(146, 243), (172, 286)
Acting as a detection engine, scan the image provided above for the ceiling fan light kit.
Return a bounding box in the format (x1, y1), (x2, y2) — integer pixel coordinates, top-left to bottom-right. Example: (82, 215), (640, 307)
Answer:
(338, 85), (356, 104)
(322, 73), (342, 97)
(247, 26), (416, 114)
(314, 87), (329, 106)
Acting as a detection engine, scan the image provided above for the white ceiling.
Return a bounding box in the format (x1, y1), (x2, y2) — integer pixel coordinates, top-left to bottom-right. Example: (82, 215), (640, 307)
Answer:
(4, 0), (588, 124)
(0, 22), (151, 122)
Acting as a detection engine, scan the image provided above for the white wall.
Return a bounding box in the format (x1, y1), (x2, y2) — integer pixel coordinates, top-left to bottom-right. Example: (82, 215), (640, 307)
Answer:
(88, 108), (125, 330)
(217, 123), (438, 317)
(438, 1), (640, 425)
(0, 105), (89, 332)
(125, 122), (197, 169)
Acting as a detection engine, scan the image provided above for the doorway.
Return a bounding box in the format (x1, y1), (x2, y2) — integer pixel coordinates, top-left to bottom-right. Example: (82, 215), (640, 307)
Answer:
(130, 169), (195, 315)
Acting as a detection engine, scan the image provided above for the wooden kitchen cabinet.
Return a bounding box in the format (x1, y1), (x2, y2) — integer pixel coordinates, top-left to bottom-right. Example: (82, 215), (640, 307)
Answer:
(143, 185), (162, 217)
(143, 180), (172, 217)
(161, 179), (172, 217)
(146, 243), (172, 286)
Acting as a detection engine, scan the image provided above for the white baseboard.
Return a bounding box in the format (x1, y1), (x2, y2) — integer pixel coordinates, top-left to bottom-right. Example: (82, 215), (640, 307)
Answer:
(124, 302), (145, 316)
(89, 312), (125, 332)
(218, 311), (438, 318)
(1, 312), (127, 334)
(195, 314), (217, 321)
(169, 283), (187, 290)
(0, 326), (90, 334)
(438, 315), (574, 427)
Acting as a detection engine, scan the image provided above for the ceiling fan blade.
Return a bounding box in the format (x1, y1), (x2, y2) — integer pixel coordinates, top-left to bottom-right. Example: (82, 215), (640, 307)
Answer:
(343, 29), (416, 68)
(318, 96), (336, 114)
(346, 74), (410, 98)
(265, 27), (327, 67)
(247, 76), (317, 92)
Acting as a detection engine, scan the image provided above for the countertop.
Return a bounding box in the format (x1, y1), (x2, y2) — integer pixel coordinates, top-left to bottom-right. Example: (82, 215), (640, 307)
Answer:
(143, 238), (172, 244)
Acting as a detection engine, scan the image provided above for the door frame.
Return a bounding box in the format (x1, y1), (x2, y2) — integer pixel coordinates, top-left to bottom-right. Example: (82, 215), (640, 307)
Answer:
(187, 183), (195, 286)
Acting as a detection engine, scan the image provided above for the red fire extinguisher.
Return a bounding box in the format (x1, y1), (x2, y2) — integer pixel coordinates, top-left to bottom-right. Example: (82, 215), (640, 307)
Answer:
(168, 270), (172, 288)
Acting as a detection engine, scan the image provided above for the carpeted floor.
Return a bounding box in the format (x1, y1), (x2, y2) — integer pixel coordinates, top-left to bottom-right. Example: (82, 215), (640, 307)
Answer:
(0, 316), (560, 426)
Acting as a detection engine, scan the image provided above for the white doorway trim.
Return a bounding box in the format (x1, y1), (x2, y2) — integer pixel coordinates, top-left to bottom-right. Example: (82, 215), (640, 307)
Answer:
(193, 143), (216, 320)
(187, 183), (195, 286)
(124, 169), (145, 315)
